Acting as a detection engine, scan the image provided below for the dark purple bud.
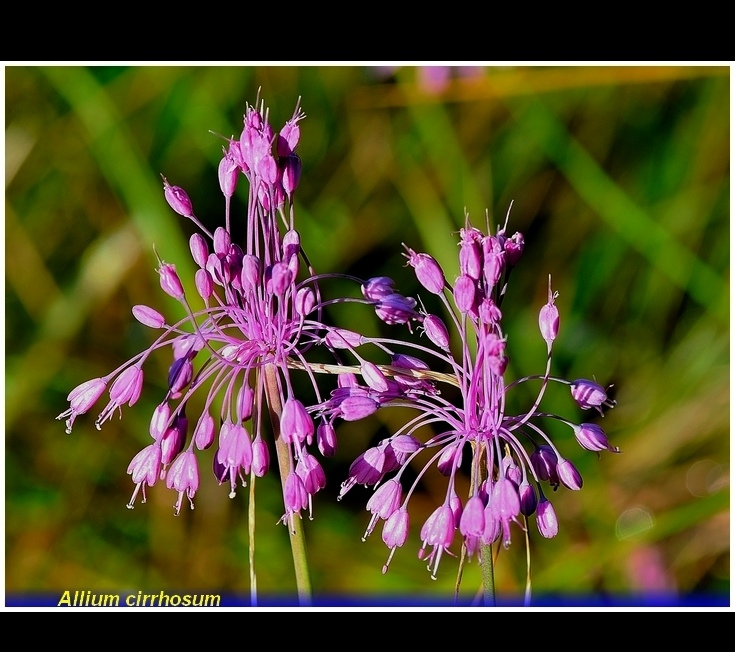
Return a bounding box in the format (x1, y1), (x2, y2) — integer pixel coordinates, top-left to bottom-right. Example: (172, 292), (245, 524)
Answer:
(317, 421), (337, 457)
(168, 356), (193, 398)
(518, 481), (538, 516)
(531, 445), (559, 485)
(296, 453), (326, 495)
(282, 153), (302, 196)
(160, 412), (188, 466)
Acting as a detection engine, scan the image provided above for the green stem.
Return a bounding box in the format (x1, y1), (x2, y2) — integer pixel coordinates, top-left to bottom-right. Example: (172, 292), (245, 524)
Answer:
(263, 364), (313, 606)
(480, 542), (496, 606)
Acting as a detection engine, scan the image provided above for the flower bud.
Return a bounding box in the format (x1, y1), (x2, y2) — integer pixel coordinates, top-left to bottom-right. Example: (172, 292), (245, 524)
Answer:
(162, 176), (193, 218)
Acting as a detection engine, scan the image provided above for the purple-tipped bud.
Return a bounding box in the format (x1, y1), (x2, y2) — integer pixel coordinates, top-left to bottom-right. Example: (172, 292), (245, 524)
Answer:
(251, 437), (270, 477)
(317, 422), (337, 457)
(570, 379), (616, 415)
(453, 274), (476, 314)
(278, 118), (301, 157)
(539, 275), (559, 346)
(403, 245), (446, 295)
(536, 495), (559, 538)
(422, 314), (450, 349)
(158, 262), (185, 300)
(162, 176), (193, 218)
(193, 412), (215, 450)
(557, 458), (584, 490)
(573, 422), (620, 453)
(280, 397), (314, 444)
(132, 304), (166, 329)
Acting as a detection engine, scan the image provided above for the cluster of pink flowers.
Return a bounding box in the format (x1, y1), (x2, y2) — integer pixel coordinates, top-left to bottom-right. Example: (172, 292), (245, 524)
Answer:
(58, 96), (618, 581)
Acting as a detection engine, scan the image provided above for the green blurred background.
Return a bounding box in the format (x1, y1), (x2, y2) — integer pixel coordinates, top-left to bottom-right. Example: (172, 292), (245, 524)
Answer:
(4, 64), (729, 607)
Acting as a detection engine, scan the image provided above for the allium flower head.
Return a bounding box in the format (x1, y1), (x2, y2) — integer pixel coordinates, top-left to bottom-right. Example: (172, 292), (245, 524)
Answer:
(57, 96), (395, 525)
(326, 212), (619, 577)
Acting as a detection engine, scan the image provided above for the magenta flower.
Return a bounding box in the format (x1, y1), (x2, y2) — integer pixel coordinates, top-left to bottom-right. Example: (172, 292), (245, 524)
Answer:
(56, 96), (377, 526)
(327, 213), (618, 577)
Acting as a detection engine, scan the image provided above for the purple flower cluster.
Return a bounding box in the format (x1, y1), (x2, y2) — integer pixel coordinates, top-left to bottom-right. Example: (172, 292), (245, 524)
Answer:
(58, 95), (619, 584)
(58, 97), (348, 526)
(327, 215), (619, 578)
